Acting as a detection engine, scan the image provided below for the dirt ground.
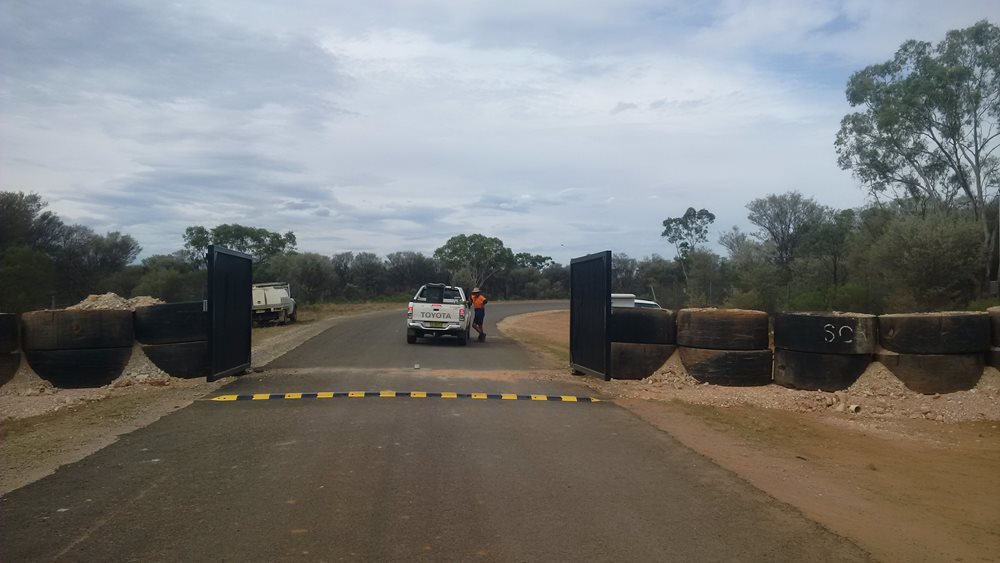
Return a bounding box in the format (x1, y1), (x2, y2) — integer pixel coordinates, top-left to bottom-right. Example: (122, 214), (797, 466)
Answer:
(498, 309), (1000, 563)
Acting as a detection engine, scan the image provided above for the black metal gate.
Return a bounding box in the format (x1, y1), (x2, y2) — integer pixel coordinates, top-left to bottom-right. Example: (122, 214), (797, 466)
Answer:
(570, 251), (612, 380)
(207, 245), (252, 381)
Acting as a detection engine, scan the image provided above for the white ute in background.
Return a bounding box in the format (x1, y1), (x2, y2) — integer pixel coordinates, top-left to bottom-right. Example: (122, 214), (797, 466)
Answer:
(406, 283), (472, 345)
(252, 282), (297, 325)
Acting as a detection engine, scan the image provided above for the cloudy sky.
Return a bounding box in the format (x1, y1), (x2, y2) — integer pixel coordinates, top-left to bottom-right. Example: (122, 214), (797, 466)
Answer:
(1, 1), (997, 263)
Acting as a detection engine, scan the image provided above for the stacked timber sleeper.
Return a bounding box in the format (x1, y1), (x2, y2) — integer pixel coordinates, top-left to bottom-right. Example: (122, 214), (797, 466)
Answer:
(133, 301), (209, 378)
(676, 308), (771, 385)
(20, 310), (133, 387)
(772, 312), (875, 391)
(608, 307), (677, 379)
(0, 313), (20, 386)
(875, 312), (989, 394)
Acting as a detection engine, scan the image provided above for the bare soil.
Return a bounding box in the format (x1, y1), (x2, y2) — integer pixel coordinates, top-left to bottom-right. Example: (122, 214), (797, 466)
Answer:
(499, 309), (1000, 563)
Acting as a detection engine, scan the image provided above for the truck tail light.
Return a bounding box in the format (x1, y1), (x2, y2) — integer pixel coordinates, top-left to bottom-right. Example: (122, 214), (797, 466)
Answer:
(407, 305), (413, 320)
(459, 307), (465, 321)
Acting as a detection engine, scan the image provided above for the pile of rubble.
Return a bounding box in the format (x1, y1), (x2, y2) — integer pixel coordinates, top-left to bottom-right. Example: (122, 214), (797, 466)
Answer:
(66, 293), (163, 311)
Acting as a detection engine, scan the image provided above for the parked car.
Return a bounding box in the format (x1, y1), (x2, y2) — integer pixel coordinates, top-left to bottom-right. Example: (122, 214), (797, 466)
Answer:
(252, 282), (296, 325)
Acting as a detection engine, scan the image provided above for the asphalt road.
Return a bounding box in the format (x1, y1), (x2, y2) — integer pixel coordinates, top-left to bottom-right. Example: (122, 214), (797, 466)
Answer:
(0, 303), (870, 561)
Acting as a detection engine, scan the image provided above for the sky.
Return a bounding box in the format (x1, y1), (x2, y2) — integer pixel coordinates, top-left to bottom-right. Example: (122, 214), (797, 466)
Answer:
(1, 1), (997, 264)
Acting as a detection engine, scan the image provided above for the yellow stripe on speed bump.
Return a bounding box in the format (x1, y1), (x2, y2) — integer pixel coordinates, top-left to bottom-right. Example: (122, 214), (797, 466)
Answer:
(208, 391), (603, 403)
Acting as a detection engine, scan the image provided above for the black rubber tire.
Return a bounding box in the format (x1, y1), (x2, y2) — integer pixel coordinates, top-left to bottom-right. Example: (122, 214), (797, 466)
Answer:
(611, 343), (676, 380)
(678, 346), (772, 386)
(0, 313), (18, 353)
(989, 307), (1000, 347)
(21, 310), (134, 351)
(676, 309), (768, 350)
(406, 333), (417, 344)
(876, 350), (984, 394)
(457, 329), (468, 346)
(25, 347), (132, 388)
(134, 301), (207, 345)
(142, 341), (209, 379)
(0, 351), (20, 387)
(773, 312), (876, 355)
(609, 308), (676, 345)
(989, 346), (1000, 369)
(772, 349), (870, 391)
(878, 312), (989, 355)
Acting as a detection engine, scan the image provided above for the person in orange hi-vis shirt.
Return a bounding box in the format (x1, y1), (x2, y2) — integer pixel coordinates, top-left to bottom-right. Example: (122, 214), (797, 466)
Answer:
(469, 288), (488, 342)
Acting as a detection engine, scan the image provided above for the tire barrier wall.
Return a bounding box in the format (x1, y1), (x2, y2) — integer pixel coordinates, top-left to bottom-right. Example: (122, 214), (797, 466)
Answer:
(21, 310), (133, 387)
(987, 307), (1000, 369)
(0, 313), (19, 386)
(876, 312), (989, 394)
(675, 308), (771, 385)
(609, 308), (676, 380)
(772, 312), (875, 391)
(134, 301), (209, 379)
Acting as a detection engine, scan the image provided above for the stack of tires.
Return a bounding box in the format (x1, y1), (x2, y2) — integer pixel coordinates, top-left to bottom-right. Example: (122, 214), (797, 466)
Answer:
(21, 310), (133, 387)
(608, 307), (676, 379)
(134, 301), (209, 378)
(1, 313), (19, 387)
(772, 312), (875, 391)
(876, 312), (989, 394)
(676, 308), (771, 386)
(988, 307), (1000, 368)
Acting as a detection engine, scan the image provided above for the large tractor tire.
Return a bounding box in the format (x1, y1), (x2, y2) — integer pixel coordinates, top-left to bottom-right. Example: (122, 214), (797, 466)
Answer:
(609, 308), (676, 345)
(678, 347), (772, 386)
(0, 313), (19, 353)
(676, 308), (768, 350)
(989, 347), (1000, 369)
(772, 349), (870, 392)
(142, 341), (209, 379)
(25, 347), (132, 388)
(610, 343), (676, 380)
(989, 307), (1000, 347)
(0, 351), (20, 387)
(21, 310), (133, 351)
(134, 301), (207, 345)
(878, 312), (989, 355)
(773, 312), (876, 355)
(875, 350), (984, 394)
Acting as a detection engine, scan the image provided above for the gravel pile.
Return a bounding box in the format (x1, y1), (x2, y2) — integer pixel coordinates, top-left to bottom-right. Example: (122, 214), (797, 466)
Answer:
(590, 353), (1000, 423)
(66, 293), (163, 311)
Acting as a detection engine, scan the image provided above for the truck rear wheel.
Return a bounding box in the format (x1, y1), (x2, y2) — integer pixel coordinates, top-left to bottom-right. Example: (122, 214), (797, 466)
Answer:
(406, 333), (417, 344)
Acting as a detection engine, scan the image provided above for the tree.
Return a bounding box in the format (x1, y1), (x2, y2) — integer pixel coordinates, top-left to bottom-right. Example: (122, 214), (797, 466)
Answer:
(835, 20), (1000, 285)
(183, 224), (296, 266)
(611, 252), (638, 292)
(433, 234), (514, 290)
(746, 192), (825, 267)
(661, 207), (715, 285)
(0, 191), (66, 258)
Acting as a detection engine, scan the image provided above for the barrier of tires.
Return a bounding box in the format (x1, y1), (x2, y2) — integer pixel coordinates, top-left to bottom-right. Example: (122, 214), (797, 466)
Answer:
(772, 312), (875, 391)
(876, 312), (988, 393)
(21, 310), (134, 387)
(677, 308), (768, 350)
(611, 342), (676, 380)
(134, 302), (209, 378)
(0, 313), (18, 354)
(876, 350), (984, 394)
(989, 307), (1000, 368)
(0, 351), (19, 387)
(878, 312), (989, 354)
(608, 308), (676, 379)
(676, 308), (771, 385)
(678, 347), (772, 386)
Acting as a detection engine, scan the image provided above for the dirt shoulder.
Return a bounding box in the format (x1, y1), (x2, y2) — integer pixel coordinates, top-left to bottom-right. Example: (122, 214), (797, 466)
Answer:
(499, 309), (1000, 563)
(0, 303), (403, 495)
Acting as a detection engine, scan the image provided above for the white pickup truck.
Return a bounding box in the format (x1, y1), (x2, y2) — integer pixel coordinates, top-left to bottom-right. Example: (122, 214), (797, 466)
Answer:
(252, 282), (297, 325)
(406, 283), (472, 345)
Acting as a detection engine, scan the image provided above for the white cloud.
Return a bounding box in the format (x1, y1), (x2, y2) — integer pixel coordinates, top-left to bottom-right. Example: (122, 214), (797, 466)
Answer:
(1, 0), (998, 263)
